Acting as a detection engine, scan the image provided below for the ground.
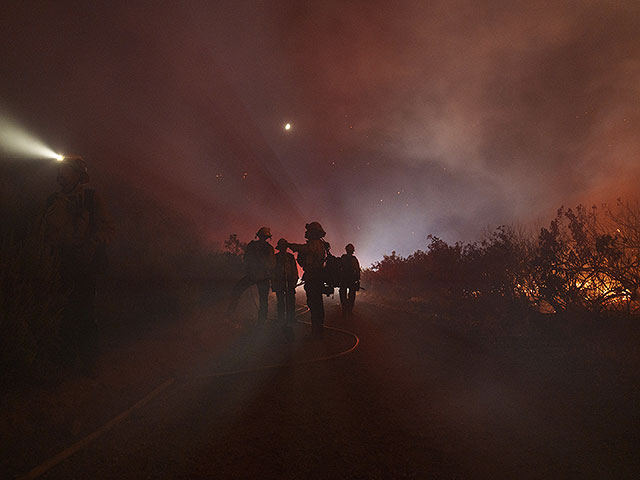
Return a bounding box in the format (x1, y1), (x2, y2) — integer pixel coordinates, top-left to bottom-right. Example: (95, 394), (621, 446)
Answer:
(2, 289), (639, 479)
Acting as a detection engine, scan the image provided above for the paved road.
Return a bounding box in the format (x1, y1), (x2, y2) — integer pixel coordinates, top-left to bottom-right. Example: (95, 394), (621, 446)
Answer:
(38, 299), (639, 479)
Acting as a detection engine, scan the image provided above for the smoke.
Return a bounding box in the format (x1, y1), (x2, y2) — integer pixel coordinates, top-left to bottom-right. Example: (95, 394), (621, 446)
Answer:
(243, 0), (640, 264)
(1, 1), (638, 267)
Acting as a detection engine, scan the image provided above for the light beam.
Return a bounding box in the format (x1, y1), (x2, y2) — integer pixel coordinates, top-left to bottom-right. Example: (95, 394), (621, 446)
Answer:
(0, 116), (60, 160)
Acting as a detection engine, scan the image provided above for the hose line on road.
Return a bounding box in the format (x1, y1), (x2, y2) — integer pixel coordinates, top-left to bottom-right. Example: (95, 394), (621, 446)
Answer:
(20, 304), (360, 480)
(20, 378), (176, 480)
(191, 305), (360, 380)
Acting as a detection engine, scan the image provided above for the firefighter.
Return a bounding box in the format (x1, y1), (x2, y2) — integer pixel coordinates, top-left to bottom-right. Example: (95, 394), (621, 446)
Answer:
(227, 227), (275, 324)
(272, 238), (298, 339)
(339, 243), (361, 317)
(42, 155), (115, 376)
(287, 222), (329, 338)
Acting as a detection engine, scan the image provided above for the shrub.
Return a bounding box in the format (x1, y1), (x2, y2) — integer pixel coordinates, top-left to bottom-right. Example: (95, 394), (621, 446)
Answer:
(366, 201), (640, 318)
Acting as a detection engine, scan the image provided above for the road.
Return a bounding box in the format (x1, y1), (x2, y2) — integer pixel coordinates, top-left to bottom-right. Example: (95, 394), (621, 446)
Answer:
(34, 297), (639, 479)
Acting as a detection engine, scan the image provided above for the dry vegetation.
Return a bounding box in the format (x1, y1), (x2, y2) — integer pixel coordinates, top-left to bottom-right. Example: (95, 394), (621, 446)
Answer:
(364, 201), (640, 369)
(3, 158), (639, 383)
(366, 200), (640, 317)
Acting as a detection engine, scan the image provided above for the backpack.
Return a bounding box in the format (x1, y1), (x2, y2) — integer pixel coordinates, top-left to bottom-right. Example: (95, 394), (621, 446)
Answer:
(322, 242), (341, 290)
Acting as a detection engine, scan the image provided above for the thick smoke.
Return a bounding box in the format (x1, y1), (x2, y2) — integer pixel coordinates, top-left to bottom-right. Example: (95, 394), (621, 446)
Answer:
(1, 1), (638, 266)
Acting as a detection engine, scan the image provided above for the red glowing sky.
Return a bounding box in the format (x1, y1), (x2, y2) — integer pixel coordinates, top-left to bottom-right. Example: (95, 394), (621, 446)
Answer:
(1, 1), (639, 265)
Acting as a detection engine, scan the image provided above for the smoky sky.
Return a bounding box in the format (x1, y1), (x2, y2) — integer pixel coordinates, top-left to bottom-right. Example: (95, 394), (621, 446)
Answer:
(1, 0), (639, 266)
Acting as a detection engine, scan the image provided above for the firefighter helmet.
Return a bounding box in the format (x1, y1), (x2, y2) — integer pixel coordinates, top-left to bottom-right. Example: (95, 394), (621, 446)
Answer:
(60, 155), (89, 183)
(256, 226), (272, 239)
(305, 221), (326, 239)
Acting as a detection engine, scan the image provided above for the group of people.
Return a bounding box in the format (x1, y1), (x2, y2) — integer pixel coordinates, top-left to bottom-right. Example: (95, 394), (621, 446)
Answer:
(227, 222), (361, 339)
(39, 156), (361, 377)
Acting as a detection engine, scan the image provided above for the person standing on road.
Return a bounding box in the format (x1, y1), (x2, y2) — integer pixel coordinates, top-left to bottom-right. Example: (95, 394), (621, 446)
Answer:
(339, 243), (361, 318)
(227, 227), (275, 324)
(272, 238), (298, 340)
(42, 155), (115, 377)
(287, 222), (329, 338)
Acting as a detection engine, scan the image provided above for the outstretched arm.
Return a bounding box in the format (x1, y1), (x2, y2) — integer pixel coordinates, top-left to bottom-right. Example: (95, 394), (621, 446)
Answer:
(287, 242), (308, 254)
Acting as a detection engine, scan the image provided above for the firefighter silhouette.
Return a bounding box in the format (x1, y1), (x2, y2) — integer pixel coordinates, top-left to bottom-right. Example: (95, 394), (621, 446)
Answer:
(41, 155), (115, 376)
(339, 243), (361, 317)
(272, 238), (298, 339)
(287, 222), (329, 338)
(227, 227), (275, 323)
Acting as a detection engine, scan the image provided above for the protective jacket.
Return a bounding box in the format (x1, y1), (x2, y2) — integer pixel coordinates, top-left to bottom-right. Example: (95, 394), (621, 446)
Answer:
(272, 251), (298, 292)
(244, 239), (276, 282)
(339, 254), (361, 285)
(289, 239), (327, 280)
(42, 181), (114, 374)
(43, 184), (115, 271)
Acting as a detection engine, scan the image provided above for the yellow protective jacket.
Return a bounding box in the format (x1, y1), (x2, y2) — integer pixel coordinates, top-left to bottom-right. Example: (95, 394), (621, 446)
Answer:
(42, 184), (115, 269)
(288, 239), (327, 281)
(339, 254), (361, 284)
(244, 239), (276, 282)
(271, 251), (298, 292)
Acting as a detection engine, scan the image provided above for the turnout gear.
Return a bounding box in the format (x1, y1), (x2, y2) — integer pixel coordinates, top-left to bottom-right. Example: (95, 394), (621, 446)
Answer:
(244, 237), (276, 282)
(42, 157), (115, 375)
(272, 239), (298, 292)
(323, 248), (341, 293)
(227, 231), (275, 323)
(339, 252), (361, 285)
(289, 224), (330, 337)
(44, 185), (115, 261)
(339, 244), (361, 317)
(294, 238), (327, 274)
(272, 239), (298, 338)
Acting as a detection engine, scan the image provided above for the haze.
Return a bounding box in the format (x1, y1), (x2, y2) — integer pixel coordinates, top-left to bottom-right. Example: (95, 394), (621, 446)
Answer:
(2, 0), (638, 266)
